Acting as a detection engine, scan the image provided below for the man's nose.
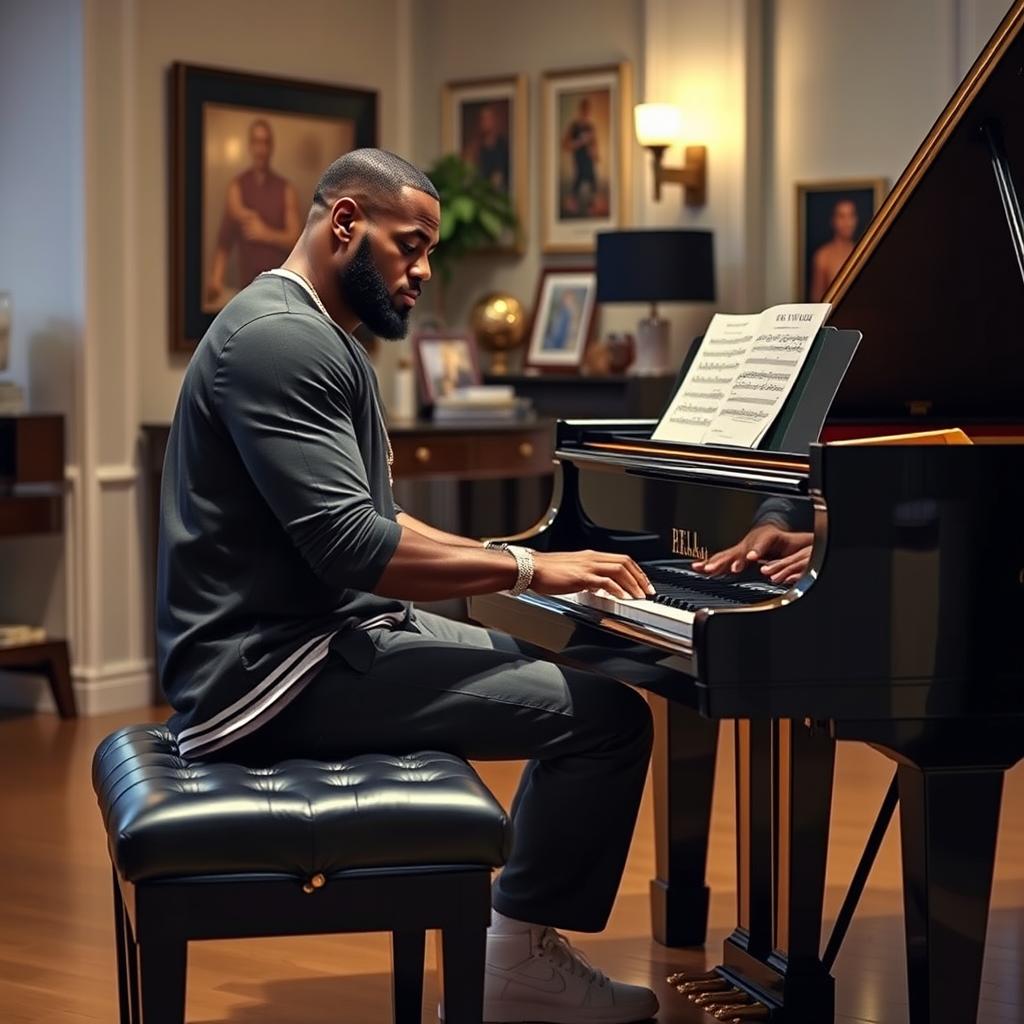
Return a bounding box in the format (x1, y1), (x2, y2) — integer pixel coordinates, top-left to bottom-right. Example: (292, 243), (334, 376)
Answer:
(412, 253), (431, 284)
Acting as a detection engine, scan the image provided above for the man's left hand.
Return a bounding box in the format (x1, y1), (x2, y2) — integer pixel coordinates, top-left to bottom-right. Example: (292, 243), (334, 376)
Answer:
(760, 545), (813, 585)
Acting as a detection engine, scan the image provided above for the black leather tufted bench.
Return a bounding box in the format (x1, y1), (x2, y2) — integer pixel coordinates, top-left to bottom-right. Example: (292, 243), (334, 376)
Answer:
(93, 724), (510, 1024)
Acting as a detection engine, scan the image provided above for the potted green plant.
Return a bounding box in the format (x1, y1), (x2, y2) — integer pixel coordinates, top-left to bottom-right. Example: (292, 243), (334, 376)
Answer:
(425, 154), (518, 319)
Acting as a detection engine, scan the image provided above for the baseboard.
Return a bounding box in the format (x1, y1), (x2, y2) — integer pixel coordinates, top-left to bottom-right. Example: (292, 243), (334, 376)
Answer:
(0, 660), (155, 716)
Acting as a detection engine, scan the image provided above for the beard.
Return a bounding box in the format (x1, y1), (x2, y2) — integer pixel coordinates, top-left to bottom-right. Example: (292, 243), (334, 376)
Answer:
(339, 234), (412, 340)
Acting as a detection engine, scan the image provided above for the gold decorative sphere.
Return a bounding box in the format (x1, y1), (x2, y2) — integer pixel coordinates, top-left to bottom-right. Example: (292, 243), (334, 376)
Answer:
(470, 292), (526, 374)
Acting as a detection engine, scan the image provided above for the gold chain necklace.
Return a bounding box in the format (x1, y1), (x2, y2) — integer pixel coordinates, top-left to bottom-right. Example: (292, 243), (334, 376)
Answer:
(270, 269), (395, 485)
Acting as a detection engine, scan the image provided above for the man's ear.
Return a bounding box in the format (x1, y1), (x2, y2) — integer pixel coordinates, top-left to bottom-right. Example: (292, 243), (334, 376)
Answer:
(329, 197), (360, 249)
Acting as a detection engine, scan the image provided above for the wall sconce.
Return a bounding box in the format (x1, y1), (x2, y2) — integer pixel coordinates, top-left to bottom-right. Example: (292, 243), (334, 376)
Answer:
(634, 103), (707, 206)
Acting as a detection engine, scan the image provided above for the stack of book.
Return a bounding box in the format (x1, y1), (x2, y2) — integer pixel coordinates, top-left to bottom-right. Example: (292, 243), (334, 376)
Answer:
(0, 382), (25, 415)
(0, 624), (46, 648)
(433, 386), (532, 423)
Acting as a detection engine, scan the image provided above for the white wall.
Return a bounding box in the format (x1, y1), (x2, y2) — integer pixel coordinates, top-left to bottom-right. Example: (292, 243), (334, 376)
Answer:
(764, 0), (1010, 304)
(0, 0), (83, 706)
(638, 0), (764, 366)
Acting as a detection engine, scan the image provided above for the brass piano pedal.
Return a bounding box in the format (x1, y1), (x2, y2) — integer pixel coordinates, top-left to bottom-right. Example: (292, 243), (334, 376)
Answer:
(718, 1004), (770, 1021)
(712, 1002), (754, 1020)
(682, 979), (730, 998)
(667, 969), (718, 986)
(694, 988), (745, 1007)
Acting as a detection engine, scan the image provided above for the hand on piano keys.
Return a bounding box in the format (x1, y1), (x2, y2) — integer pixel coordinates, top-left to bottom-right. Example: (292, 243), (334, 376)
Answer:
(691, 524), (813, 585)
(531, 549), (655, 600)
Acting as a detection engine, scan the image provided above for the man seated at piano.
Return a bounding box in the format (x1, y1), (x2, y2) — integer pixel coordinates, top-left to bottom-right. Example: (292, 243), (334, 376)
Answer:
(692, 497), (814, 585)
(158, 148), (661, 1024)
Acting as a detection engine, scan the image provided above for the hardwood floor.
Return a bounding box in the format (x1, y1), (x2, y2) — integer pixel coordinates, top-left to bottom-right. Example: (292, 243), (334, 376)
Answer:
(1, 704), (1021, 1023)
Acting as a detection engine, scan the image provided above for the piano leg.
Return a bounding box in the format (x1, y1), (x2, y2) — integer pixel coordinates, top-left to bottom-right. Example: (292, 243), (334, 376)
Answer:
(770, 720), (835, 1020)
(717, 720), (834, 1023)
(728, 719), (775, 960)
(897, 763), (1004, 1024)
(649, 694), (719, 947)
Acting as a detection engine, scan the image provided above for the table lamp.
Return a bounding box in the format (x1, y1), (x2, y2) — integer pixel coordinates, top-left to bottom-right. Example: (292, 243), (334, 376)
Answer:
(596, 229), (715, 374)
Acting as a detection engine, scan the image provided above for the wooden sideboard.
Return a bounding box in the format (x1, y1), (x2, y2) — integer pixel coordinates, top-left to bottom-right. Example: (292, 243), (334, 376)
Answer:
(142, 415), (555, 545)
(0, 415), (76, 717)
(388, 417), (554, 480)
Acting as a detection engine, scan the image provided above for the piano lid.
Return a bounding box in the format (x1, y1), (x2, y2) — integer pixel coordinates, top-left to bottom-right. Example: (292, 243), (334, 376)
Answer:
(826, 0), (1024, 420)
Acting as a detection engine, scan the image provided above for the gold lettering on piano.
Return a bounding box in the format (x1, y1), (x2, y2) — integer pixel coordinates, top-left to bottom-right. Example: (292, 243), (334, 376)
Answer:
(671, 528), (709, 561)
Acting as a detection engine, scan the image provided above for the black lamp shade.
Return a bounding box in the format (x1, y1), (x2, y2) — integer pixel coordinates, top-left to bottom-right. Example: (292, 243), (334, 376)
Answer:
(596, 229), (715, 304)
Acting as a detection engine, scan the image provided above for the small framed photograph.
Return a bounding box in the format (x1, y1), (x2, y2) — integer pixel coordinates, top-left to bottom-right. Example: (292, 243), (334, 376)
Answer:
(795, 179), (887, 301)
(541, 62), (633, 253)
(442, 74), (527, 252)
(414, 332), (482, 405)
(525, 269), (598, 370)
(170, 63), (377, 351)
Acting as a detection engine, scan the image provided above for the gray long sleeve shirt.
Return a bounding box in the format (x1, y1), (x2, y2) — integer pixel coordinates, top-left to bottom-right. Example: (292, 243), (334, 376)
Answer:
(157, 272), (406, 759)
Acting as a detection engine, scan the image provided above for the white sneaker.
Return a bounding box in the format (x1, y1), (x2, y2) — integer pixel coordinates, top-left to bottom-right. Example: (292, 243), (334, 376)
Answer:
(480, 926), (659, 1023)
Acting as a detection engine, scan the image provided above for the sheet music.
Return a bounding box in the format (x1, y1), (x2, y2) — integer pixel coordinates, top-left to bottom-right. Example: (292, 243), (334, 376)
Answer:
(651, 313), (757, 445)
(653, 303), (830, 448)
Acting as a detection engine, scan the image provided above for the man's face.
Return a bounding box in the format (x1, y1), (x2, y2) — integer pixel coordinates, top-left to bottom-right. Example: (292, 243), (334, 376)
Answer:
(337, 186), (440, 340)
(831, 199), (858, 241)
(579, 99), (591, 118)
(479, 106), (498, 137)
(249, 122), (273, 170)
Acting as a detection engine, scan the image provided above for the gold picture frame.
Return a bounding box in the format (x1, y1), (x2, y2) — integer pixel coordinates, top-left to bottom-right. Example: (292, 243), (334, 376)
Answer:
(169, 63), (377, 352)
(541, 62), (633, 254)
(441, 74), (528, 254)
(794, 178), (888, 302)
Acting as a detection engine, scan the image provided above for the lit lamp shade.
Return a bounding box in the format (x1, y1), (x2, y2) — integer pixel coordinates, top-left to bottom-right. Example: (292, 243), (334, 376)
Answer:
(634, 103), (681, 148)
(596, 230), (715, 305)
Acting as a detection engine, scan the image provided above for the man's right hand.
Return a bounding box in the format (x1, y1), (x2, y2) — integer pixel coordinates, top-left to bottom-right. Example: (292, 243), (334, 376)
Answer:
(691, 524), (814, 577)
(531, 550), (654, 600)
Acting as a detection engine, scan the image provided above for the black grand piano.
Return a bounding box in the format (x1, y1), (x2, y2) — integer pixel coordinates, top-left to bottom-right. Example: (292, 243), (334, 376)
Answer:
(469, 5), (1024, 1023)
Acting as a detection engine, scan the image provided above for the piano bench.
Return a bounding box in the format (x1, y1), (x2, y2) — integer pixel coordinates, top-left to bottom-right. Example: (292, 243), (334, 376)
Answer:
(93, 724), (511, 1024)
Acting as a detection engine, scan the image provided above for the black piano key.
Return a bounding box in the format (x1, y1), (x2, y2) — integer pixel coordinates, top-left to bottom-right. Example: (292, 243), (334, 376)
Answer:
(642, 559), (786, 609)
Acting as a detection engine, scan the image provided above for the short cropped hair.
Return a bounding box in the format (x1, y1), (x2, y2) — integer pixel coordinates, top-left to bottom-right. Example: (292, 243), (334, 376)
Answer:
(311, 148), (439, 212)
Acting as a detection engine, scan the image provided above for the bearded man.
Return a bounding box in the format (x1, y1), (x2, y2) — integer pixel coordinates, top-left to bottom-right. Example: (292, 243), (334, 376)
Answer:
(158, 148), (659, 1024)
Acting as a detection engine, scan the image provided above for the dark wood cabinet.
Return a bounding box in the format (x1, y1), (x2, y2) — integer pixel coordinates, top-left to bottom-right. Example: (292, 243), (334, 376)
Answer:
(0, 415), (65, 536)
(0, 415), (75, 716)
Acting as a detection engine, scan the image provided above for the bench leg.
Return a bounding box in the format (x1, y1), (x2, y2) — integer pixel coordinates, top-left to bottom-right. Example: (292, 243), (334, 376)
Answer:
(440, 925), (486, 1024)
(112, 872), (134, 1024)
(392, 929), (426, 1023)
(136, 939), (187, 1024)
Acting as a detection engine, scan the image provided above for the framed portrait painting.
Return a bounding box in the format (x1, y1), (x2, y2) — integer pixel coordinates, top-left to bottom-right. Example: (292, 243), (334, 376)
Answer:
(170, 63), (377, 351)
(795, 178), (887, 302)
(442, 74), (527, 252)
(541, 63), (633, 253)
(414, 332), (482, 406)
(525, 269), (597, 370)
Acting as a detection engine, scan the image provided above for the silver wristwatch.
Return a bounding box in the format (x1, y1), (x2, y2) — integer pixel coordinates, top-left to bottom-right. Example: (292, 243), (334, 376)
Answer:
(505, 545), (536, 597)
(484, 540), (535, 595)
